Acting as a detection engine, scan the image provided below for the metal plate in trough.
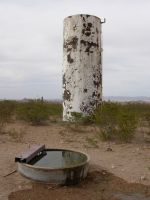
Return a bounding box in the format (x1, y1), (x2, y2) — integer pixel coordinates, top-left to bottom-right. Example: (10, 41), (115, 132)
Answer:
(16, 148), (90, 185)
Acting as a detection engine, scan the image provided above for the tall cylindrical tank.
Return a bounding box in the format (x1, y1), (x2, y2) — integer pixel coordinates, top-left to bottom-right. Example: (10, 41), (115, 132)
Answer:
(63, 14), (103, 121)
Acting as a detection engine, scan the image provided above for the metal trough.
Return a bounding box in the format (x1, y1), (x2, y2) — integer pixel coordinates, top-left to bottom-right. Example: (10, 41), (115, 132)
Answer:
(15, 145), (90, 185)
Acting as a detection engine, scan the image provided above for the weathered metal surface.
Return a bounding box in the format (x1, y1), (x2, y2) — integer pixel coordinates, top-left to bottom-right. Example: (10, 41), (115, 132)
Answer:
(63, 14), (103, 121)
(15, 145), (45, 163)
(17, 148), (90, 185)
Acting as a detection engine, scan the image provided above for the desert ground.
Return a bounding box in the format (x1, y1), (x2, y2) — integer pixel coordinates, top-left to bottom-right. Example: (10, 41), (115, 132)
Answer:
(0, 118), (150, 200)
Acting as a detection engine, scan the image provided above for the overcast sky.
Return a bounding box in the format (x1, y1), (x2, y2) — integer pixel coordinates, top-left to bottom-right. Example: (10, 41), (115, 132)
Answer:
(0, 0), (150, 99)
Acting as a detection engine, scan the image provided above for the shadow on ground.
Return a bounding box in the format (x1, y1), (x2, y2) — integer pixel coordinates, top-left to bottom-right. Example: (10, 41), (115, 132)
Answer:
(9, 165), (150, 200)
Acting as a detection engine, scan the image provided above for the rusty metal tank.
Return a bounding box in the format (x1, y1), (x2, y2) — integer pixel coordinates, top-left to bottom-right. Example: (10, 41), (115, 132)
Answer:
(16, 147), (90, 185)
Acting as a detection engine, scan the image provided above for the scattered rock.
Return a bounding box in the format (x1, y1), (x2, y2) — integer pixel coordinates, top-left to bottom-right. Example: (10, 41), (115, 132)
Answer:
(140, 175), (147, 181)
(121, 168), (125, 172)
(136, 147), (140, 152)
(111, 164), (115, 169)
(106, 147), (113, 152)
(102, 171), (106, 175)
(18, 185), (22, 189)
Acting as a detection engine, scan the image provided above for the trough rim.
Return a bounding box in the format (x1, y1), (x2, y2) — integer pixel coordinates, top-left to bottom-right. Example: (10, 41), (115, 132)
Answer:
(19, 148), (90, 171)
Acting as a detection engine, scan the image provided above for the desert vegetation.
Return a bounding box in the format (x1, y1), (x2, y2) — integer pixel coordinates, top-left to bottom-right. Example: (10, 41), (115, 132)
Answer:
(0, 100), (17, 133)
(93, 102), (138, 142)
(16, 100), (62, 125)
(0, 99), (150, 142)
(1, 100), (150, 199)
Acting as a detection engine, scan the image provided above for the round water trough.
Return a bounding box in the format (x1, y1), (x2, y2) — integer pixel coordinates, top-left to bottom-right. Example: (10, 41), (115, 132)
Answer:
(17, 148), (90, 185)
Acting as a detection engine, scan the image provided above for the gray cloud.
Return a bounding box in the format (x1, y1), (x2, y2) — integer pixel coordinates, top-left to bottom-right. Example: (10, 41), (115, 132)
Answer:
(0, 0), (150, 99)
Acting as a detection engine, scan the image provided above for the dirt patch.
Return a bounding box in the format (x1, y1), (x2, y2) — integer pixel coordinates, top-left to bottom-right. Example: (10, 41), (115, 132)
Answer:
(8, 166), (150, 200)
(0, 121), (150, 199)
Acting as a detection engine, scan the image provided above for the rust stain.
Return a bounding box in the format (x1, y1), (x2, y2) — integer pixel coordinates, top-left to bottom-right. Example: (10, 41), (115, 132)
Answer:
(90, 101), (95, 106)
(82, 16), (85, 22)
(96, 28), (99, 34)
(83, 89), (88, 93)
(64, 37), (78, 50)
(80, 40), (98, 54)
(63, 74), (66, 85)
(97, 37), (99, 47)
(65, 166), (85, 185)
(99, 52), (102, 64)
(71, 37), (78, 49)
(98, 93), (100, 98)
(82, 22), (92, 37)
(63, 73), (71, 102)
(63, 89), (71, 101)
(73, 25), (77, 31)
(64, 37), (78, 63)
(80, 105), (88, 113)
(93, 74), (96, 78)
(92, 91), (97, 98)
(67, 54), (74, 63)
(93, 80), (100, 88)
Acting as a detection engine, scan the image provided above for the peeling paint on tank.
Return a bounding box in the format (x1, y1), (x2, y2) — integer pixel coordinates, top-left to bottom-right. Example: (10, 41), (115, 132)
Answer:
(63, 14), (103, 121)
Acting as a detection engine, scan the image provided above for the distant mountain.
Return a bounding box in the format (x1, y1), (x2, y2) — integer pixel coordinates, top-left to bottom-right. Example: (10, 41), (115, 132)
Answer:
(0, 96), (150, 103)
(104, 96), (150, 102)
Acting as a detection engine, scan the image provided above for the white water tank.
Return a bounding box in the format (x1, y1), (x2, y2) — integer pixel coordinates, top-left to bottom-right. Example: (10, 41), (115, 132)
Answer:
(63, 14), (104, 121)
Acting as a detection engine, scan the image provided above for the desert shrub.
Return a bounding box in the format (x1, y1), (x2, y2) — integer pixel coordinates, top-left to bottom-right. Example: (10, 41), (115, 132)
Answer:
(8, 128), (26, 142)
(124, 102), (150, 126)
(0, 100), (17, 133)
(16, 100), (62, 125)
(70, 112), (94, 124)
(93, 102), (120, 141)
(70, 112), (83, 122)
(46, 102), (62, 116)
(16, 100), (50, 125)
(117, 110), (137, 142)
(86, 137), (99, 148)
(93, 102), (138, 142)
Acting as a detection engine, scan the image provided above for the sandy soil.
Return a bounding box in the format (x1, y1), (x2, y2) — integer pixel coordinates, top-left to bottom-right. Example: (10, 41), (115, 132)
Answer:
(0, 121), (150, 200)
